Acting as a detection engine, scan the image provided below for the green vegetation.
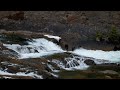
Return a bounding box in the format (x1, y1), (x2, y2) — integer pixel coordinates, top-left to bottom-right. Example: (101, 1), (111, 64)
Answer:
(95, 31), (104, 42)
(108, 26), (120, 44)
(95, 25), (120, 45)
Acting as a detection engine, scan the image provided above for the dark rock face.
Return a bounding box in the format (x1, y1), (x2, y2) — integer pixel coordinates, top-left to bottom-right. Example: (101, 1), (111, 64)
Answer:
(84, 59), (96, 65)
(59, 32), (81, 51)
(0, 11), (120, 32)
(6, 11), (24, 20)
(113, 45), (120, 51)
(0, 11), (120, 50)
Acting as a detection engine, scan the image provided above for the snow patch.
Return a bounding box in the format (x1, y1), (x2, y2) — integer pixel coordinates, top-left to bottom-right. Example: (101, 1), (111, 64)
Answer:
(44, 34), (61, 41)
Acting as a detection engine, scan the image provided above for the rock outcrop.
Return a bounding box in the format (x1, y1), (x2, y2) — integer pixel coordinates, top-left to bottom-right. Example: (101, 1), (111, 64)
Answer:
(0, 11), (120, 50)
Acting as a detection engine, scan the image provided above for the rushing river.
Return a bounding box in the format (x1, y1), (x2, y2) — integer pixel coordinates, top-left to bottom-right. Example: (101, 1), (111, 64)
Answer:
(3, 34), (120, 71)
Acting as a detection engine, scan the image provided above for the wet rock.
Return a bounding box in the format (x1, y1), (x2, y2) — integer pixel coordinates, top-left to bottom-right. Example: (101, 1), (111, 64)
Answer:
(6, 66), (20, 73)
(0, 42), (3, 50)
(34, 49), (39, 53)
(65, 44), (68, 51)
(72, 60), (80, 66)
(105, 75), (112, 79)
(113, 45), (120, 51)
(48, 62), (60, 70)
(84, 59), (96, 65)
(50, 38), (59, 45)
(100, 70), (118, 75)
(59, 32), (81, 51)
(75, 57), (80, 60)
(2, 50), (18, 58)
(101, 63), (118, 66)
(44, 65), (52, 72)
(65, 64), (70, 68)
(41, 71), (58, 79)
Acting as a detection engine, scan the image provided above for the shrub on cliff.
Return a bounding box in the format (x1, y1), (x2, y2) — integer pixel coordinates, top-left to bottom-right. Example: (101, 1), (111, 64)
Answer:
(108, 26), (120, 45)
(95, 25), (120, 45)
(95, 31), (103, 42)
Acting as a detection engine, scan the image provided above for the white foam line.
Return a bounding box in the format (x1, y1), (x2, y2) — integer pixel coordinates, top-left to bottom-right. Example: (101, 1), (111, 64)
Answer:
(0, 70), (43, 79)
(73, 48), (120, 62)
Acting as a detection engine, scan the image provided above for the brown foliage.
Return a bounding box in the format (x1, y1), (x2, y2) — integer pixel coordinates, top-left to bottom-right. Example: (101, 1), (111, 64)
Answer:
(6, 11), (24, 20)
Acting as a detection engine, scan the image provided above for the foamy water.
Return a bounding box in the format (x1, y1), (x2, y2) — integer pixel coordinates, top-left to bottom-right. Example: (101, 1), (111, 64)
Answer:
(3, 38), (120, 62)
(0, 70), (43, 79)
(3, 38), (64, 59)
(73, 48), (120, 63)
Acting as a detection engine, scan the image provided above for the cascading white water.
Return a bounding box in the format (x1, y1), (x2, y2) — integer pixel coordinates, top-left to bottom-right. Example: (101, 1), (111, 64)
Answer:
(73, 48), (120, 63)
(3, 37), (120, 62)
(3, 35), (120, 70)
(3, 38), (65, 59)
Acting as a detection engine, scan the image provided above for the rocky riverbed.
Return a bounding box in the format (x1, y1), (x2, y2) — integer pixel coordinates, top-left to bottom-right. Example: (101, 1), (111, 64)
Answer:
(0, 30), (120, 79)
(0, 11), (120, 79)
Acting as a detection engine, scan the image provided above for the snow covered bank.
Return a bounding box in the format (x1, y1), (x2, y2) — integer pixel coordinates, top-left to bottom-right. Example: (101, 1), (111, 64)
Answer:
(44, 34), (61, 41)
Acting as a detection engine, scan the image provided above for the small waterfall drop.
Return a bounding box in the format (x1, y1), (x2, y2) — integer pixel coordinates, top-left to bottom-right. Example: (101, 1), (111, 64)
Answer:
(3, 38), (64, 59)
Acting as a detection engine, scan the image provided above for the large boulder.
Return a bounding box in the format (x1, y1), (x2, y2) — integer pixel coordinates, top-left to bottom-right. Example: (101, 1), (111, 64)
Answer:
(84, 59), (96, 65)
(113, 45), (120, 51)
(59, 32), (81, 51)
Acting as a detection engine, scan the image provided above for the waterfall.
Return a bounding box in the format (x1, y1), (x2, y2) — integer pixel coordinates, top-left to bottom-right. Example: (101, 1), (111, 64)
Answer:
(3, 38), (64, 59)
(3, 36), (120, 70)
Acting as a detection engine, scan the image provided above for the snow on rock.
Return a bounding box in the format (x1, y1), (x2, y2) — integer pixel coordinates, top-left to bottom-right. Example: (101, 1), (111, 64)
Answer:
(44, 34), (61, 41)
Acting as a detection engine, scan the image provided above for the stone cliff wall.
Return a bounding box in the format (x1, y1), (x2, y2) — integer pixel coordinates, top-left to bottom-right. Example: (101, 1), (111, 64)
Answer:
(0, 11), (120, 50)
